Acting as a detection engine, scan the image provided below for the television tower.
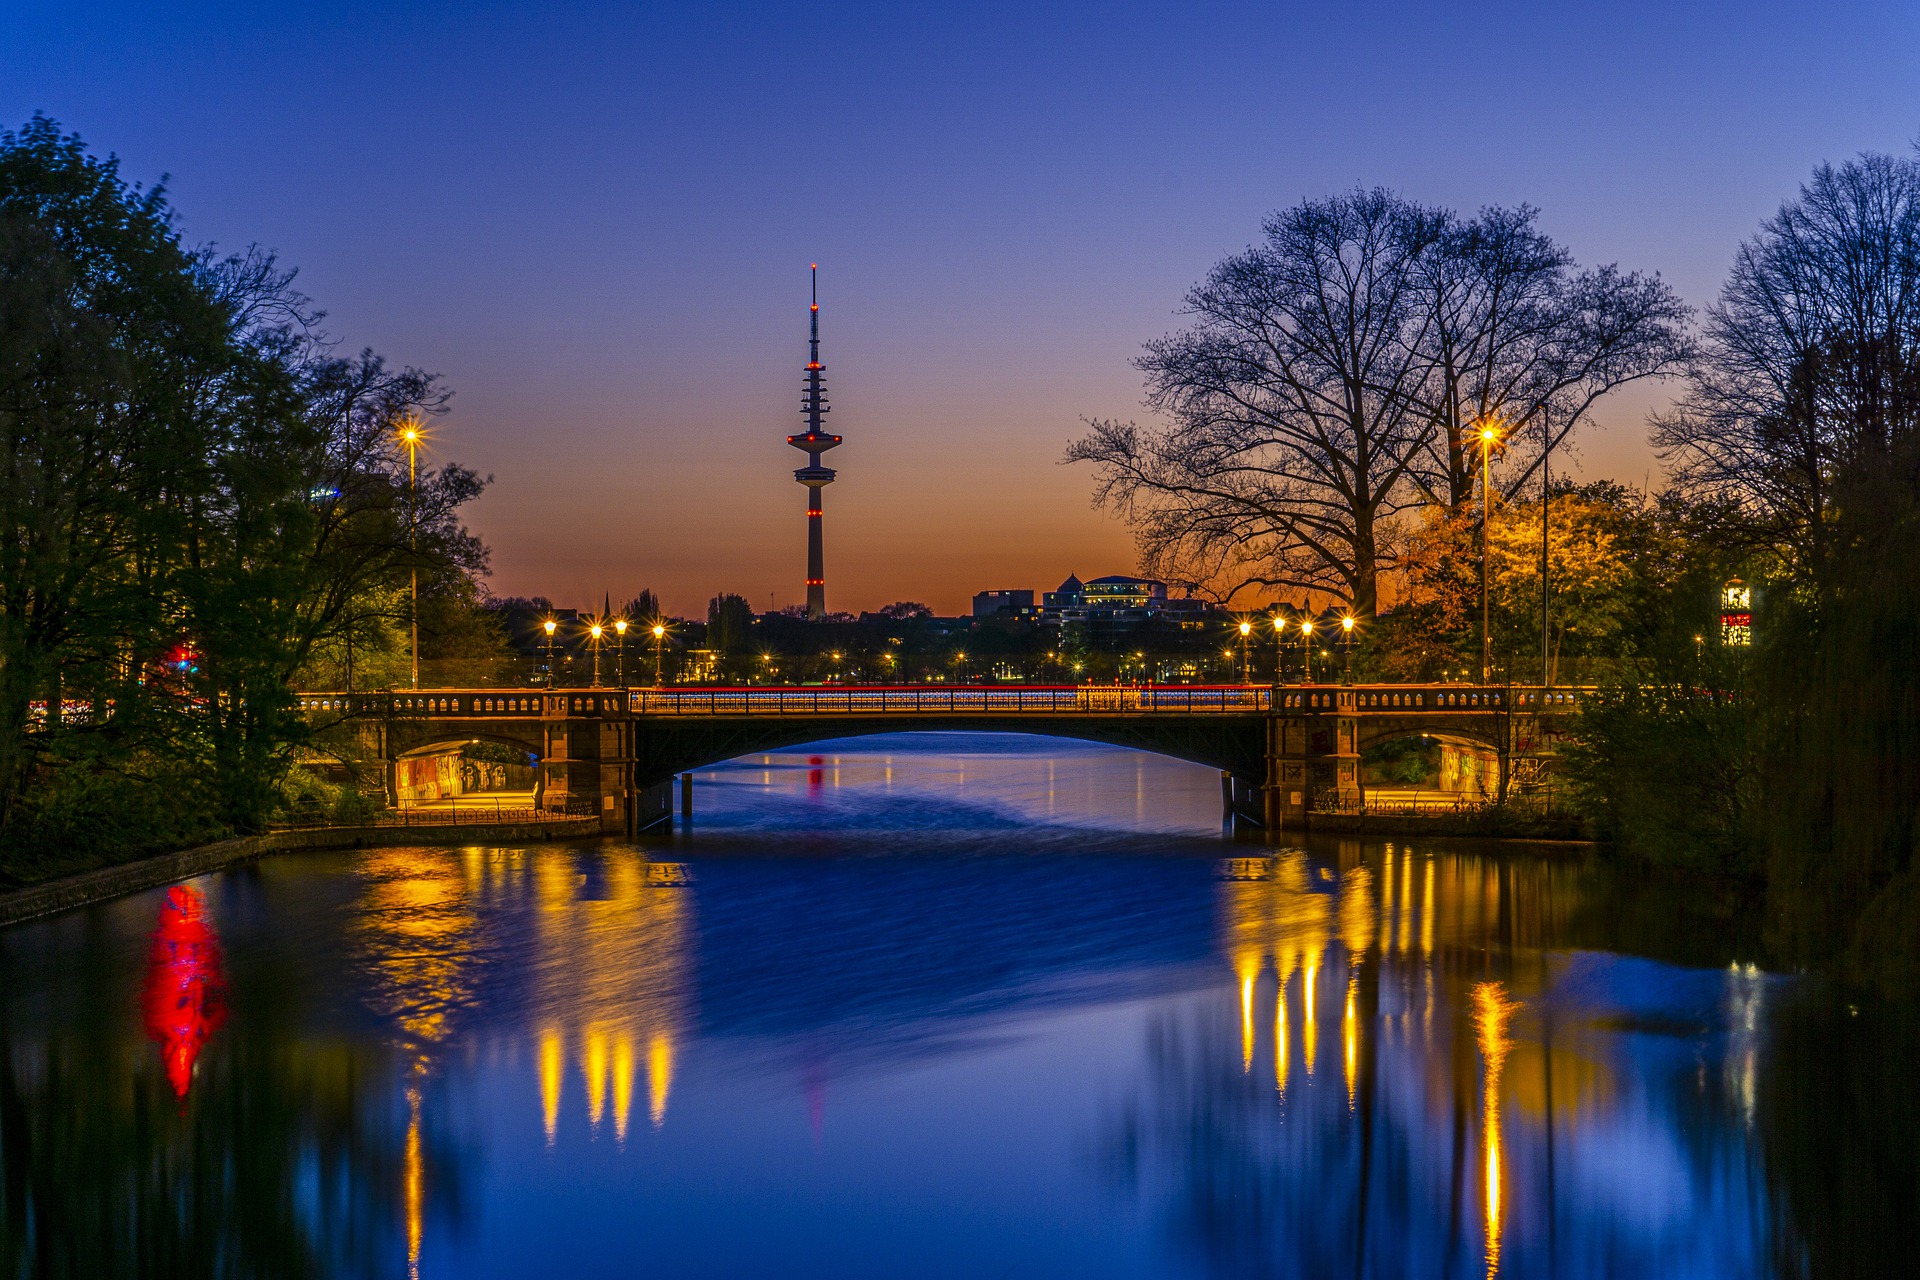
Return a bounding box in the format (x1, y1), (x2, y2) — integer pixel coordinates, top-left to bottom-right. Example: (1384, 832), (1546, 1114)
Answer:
(788, 264), (841, 620)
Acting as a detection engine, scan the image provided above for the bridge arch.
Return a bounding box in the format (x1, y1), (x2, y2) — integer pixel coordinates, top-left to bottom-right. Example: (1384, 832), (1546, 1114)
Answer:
(632, 716), (1268, 790)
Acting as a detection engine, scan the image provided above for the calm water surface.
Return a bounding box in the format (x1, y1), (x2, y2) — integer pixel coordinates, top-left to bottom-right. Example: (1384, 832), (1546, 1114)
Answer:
(1, 732), (1911, 1278)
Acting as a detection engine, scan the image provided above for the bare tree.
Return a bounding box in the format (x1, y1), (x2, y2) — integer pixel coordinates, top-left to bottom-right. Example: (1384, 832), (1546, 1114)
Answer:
(1411, 206), (1691, 509)
(1653, 150), (1920, 582)
(1070, 192), (1689, 616)
(1069, 190), (1445, 614)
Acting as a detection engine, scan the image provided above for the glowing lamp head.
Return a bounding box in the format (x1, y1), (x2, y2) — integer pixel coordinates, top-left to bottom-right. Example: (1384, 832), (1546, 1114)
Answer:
(1301, 620), (1313, 636)
(1342, 616), (1356, 632)
(542, 619), (557, 636)
(614, 619), (628, 635)
(590, 624), (603, 639)
(1480, 424), (1499, 443)
(1238, 621), (1252, 636)
(652, 624), (665, 639)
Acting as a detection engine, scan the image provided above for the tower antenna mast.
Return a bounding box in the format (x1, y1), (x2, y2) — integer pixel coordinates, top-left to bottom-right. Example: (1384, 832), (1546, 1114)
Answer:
(788, 264), (841, 620)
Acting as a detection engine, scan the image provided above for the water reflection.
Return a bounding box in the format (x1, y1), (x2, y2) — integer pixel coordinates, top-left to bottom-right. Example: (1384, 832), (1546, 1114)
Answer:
(0, 736), (1912, 1278)
(140, 885), (227, 1098)
(1107, 845), (1799, 1279)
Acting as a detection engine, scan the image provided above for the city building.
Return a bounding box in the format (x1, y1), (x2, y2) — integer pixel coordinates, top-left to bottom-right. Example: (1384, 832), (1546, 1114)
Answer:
(1041, 574), (1168, 624)
(972, 589), (1036, 618)
(786, 265), (841, 620)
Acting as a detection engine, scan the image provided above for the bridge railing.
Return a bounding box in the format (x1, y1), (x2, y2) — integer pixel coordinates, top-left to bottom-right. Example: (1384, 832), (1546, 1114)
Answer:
(290, 684), (1595, 719)
(626, 684), (1275, 715)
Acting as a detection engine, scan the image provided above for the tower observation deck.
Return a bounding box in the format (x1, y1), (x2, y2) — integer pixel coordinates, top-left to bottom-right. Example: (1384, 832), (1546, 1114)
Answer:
(787, 264), (841, 620)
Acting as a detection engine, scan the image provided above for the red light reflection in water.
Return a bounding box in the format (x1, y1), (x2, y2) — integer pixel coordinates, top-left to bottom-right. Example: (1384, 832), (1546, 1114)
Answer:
(141, 885), (228, 1097)
(808, 755), (825, 794)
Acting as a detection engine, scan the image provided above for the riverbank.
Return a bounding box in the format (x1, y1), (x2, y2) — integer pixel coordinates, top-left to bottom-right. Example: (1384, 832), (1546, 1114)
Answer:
(0, 816), (602, 929)
(1294, 808), (1592, 842)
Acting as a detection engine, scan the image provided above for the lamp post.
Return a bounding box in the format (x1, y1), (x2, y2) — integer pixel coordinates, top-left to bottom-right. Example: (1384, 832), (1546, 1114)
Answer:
(1270, 616), (1286, 691)
(1341, 615), (1357, 682)
(589, 622), (604, 686)
(614, 618), (628, 685)
(1300, 619), (1315, 684)
(653, 624), (667, 686)
(1479, 421), (1500, 686)
(1237, 621), (1253, 684)
(542, 618), (558, 687)
(402, 423), (420, 689)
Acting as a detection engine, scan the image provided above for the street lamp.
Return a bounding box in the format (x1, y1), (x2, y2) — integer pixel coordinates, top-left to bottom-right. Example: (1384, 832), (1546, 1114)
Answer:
(589, 622), (604, 686)
(1299, 619), (1315, 683)
(652, 624), (667, 686)
(614, 618), (628, 685)
(1478, 420), (1501, 686)
(1270, 615), (1286, 691)
(542, 618), (558, 687)
(1340, 614), (1357, 682)
(1237, 620), (1253, 684)
(401, 421), (421, 689)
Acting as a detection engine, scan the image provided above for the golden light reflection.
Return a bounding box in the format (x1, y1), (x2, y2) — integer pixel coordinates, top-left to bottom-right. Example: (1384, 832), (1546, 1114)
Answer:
(1378, 850), (1395, 954)
(1304, 960), (1318, 1077)
(1218, 855), (1330, 1082)
(532, 856), (694, 1141)
(613, 1037), (636, 1143)
(1422, 856), (1435, 956)
(1274, 980), (1289, 1096)
(649, 1034), (674, 1129)
(1238, 954), (1258, 1074)
(1398, 849), (1414, 956)
(540, 1028), (563, 1144)
(1474, 981), (1518, 1279)
(585, 1026), (609, 1130)
(404, 1087), (423, 1280)
(1343, 972), (1359, 1110)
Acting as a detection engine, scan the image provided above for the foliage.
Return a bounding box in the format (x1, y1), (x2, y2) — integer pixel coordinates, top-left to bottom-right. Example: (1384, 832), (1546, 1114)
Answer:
(705, 593), (756, 655)
(0, 117), (489, 879)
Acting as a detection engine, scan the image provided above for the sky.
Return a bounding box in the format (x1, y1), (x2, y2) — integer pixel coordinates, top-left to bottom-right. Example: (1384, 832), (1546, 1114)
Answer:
(6, 1), (1918, 616)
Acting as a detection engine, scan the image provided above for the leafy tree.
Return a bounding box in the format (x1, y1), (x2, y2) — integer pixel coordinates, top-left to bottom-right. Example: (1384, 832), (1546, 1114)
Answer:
(705, 593), (755, 654)
(0, 118), (491, 875)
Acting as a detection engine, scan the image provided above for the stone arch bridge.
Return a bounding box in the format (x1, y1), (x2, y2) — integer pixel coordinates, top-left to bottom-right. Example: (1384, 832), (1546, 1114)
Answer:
(296, 684), (1589, 834)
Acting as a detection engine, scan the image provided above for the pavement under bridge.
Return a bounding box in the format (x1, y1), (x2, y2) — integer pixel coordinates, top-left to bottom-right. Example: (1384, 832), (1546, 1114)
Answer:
(294, 684), (1590, 836)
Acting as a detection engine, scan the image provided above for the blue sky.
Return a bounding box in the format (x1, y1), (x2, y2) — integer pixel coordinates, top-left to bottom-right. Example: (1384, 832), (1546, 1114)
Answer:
(7, 1), (1917, 612)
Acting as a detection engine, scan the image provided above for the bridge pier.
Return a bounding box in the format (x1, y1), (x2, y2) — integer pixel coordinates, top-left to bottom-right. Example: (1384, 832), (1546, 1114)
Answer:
(1265, 692), (1363, 832)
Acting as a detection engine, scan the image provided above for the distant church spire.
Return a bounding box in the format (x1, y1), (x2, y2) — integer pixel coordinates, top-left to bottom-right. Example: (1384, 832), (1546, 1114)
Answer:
(787, 264), (841, 620)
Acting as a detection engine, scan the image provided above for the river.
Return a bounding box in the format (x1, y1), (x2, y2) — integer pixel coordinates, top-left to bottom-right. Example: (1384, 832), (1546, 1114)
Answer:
(0, 732), (1911, 1278)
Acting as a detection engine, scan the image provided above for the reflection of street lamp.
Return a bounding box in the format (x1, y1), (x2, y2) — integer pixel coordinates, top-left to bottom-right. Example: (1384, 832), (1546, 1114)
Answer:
(1237, 620), (1253, 684)
(613, 617), (628, 685)
(542, 618), (558, 687)
(1341, 615), (1357, 682)
(652, 623), (667, 686)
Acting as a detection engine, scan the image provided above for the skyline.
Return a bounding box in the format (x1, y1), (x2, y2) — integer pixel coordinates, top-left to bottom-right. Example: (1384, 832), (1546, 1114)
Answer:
(6, 1), (1918, 615)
